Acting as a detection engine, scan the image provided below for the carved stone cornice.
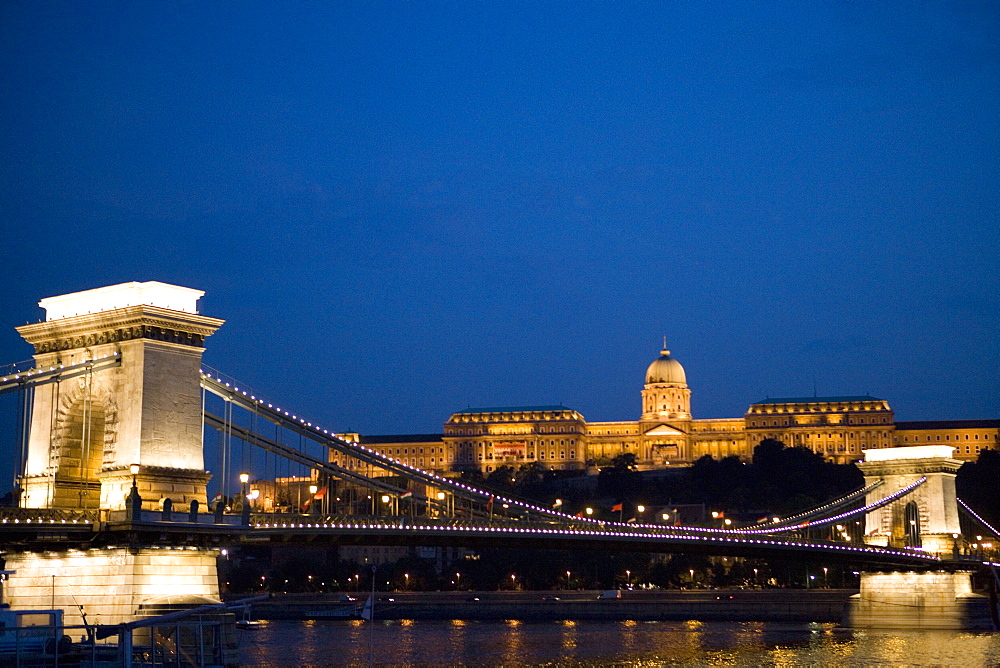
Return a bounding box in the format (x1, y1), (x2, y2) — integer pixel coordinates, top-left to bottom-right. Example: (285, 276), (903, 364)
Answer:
(16, 305), (224, 354)
(858, 457), (963, 477)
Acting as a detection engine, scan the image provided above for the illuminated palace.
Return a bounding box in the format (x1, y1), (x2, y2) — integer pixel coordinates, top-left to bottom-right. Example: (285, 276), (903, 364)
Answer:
(333, 346), (998, 475)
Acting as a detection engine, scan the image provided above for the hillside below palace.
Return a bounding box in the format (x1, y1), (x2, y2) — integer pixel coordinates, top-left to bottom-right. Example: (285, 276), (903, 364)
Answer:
(333, 346), (998, 475)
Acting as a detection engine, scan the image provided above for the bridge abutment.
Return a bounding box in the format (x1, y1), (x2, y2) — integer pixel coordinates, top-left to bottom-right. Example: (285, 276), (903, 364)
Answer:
(8, 282), (225, 626)
(844, 445), (993, 629)
(844, 571), (993, 630)
(4, 547), (221, 628)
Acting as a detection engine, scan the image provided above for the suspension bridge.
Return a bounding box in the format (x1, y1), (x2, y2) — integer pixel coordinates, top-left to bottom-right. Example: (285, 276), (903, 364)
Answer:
(0, 281), (997, 632)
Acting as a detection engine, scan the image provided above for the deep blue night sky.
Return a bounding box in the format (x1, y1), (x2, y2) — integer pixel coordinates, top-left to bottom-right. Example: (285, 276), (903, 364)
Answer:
(1, 2), (997, 471)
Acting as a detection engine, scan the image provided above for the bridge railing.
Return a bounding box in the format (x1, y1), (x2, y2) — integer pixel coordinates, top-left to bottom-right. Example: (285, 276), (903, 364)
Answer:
(0, 507), (101, 523)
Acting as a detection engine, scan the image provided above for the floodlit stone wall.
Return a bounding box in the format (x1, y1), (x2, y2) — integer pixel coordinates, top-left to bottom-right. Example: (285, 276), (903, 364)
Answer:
(4, 547), (220, 627)
(844, 571), (993, 630)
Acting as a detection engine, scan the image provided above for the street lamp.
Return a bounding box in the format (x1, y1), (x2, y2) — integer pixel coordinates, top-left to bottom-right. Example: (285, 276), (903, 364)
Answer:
(127, 464), (142, 514)
(585, 507), (593, 516)
(625, 569), (631, 587)
(510, 574), (516, 590)
(239, 472), (250, 504)
(404, 573), (409, 590)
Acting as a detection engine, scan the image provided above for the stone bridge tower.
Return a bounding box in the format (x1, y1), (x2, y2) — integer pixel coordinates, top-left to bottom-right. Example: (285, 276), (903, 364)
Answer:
(857, 445), (963, 555)
(15, 281), (223, 511)
(844, 445), (993, 630)
(6, 282), (226, 627)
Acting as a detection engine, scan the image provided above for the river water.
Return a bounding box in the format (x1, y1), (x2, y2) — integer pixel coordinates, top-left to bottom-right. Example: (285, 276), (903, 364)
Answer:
(237, 619), (1000, 666)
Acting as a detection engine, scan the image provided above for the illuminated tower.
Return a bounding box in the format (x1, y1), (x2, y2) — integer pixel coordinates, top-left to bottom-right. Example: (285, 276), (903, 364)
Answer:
(6, 282), (226, 627)
(15, 281), (224, 510)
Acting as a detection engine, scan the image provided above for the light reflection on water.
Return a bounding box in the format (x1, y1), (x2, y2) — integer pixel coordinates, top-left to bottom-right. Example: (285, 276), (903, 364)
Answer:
(238, 619), (1000, 667)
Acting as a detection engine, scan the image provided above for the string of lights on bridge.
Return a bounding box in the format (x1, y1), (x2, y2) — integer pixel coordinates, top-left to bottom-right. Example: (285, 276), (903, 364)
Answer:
(728, 477), (928, 536)
(957, 498), (1000, 539)
(201, 370), (593, 525)
(200, 370), (951, 546)
(740, 480), (884, 530)
(247, 517), (942, 564)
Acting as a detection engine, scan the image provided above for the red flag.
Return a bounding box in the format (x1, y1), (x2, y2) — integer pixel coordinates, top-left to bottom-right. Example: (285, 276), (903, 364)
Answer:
(611, 503), (623, 512)
(574, 512), (583, 518)
(313, 486), (327, 499)
(400, 490), (413, 500)
(486, 496), (494, 508)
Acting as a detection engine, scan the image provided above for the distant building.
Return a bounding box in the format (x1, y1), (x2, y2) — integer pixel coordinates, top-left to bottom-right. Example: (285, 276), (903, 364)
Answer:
(331, 346), (998, 473)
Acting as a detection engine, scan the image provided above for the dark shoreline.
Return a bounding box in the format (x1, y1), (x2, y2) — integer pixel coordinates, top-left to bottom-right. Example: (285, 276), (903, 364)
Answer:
(242, 589), (857, 623)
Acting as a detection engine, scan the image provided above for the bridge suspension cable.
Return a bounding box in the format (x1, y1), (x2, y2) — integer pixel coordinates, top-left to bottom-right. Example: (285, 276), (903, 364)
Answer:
(957, 498), (1000, 538)
(200, 369), (589, 524)
(0, 353), (121, 396)
(202, 411), (454, 515)
(731, 476), (927, 535)
(741, 479), (885, 531)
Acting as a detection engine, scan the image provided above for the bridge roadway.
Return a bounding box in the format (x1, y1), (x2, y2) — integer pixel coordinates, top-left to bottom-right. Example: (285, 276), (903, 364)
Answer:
(0, 508), (969, 570)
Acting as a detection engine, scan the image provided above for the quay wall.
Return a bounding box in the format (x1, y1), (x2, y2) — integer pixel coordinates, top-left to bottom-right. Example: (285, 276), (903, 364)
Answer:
(246, 589), (854, 623)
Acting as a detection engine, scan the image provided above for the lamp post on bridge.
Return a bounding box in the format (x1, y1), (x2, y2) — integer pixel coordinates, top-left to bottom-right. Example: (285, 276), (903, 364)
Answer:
(126, 463), (142, 519)
(239, 472), (249, 506)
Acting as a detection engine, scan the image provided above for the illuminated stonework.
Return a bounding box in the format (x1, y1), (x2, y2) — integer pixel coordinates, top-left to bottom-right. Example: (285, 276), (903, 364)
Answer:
(844, 571), (993, 630)
(16, 282), (223, 510)
(3, 547), (220, 626)
(858, 445), (963, 554)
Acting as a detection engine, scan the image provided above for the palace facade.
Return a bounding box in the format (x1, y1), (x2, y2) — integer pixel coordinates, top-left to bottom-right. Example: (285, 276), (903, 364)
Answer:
(333, 346), (998, 474)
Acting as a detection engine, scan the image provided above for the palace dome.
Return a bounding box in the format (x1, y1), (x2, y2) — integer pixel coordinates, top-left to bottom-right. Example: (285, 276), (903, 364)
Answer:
(645, 348), (686, 385)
